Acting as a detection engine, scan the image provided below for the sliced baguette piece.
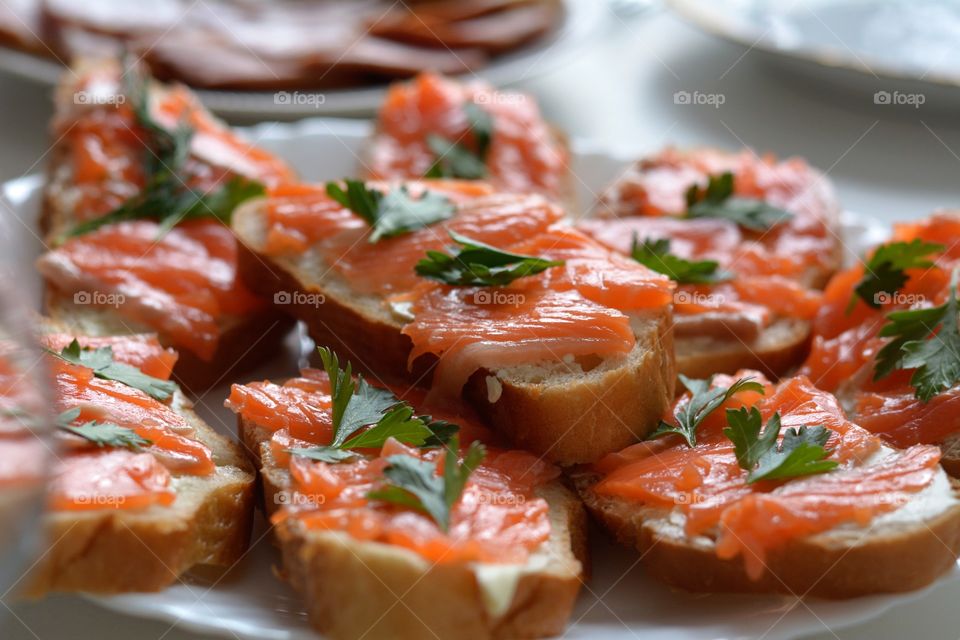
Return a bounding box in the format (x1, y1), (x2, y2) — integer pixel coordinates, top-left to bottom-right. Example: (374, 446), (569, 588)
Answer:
(359, 72), (578, 212)
(236, 415), (588, 640)
(572, 467), (960, 598)
(572, 372), (960, 598)
(37, 59), (295, 391)
(21, 323), (256, 597)
(231, 197), (675, 465)
(673, 317), (811, 380)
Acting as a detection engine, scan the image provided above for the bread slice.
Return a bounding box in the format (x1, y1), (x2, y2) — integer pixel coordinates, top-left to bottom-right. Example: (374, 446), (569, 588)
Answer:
(572, 459), (960, 598)
(20, 323), (256, 597)
(237, 413), (588, 640)
(359, 73), (578, 212)
(674, 317), (812, 380)
(231, 198), (676, 465)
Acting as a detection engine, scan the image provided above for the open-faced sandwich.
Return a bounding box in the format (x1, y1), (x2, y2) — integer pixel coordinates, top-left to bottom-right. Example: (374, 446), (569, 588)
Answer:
(18, 318), (254, 595)
(574, 370), (960, 597)
(35, 60), (297, 391)
(227, 348), (586, 639)
(801, 211), (960, 476)
(578, 147), (842, 379)
(362, 72), (573, 207)
(231, 178), (675, 463)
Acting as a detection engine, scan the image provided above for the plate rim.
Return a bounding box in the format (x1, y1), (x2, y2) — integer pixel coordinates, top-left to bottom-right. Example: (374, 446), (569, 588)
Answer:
(666, 0), (960, 90)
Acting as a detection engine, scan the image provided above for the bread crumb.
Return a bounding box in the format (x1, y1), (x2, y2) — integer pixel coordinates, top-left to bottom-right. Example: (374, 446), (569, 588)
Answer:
(486, 376), (503, 403)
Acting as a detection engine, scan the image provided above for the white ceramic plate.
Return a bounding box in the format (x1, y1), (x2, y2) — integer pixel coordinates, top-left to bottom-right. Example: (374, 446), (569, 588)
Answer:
(0, 0), (609, 119)
(668, 0), (960, 106)
(0, 118), (934, 640)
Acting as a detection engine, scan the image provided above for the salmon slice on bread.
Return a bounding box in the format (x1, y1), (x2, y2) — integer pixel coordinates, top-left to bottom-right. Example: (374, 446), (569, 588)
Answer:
(232, 180), (676, 464)
(580, 147), (842, 380)
(19, 317), (255, 596)
(573, 371), (960, 597)
(36, 59), (296, 391)
(226, 352), (586, 639)
(361, 72), (575, 209)
(802, 211), (960, 476)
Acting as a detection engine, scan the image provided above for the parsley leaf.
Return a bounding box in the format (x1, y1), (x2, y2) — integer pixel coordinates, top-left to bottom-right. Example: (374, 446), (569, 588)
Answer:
(723, 406), (780, 471)
(875, 267), (960, 401)
(289, 348), (463, 463)
(685, 172), (793, 231)
(849, 239), (944, 311)
(415, 230), (564, 286)
(630, 235), (732, 284)
(367, 436), (485, 531)
(65, 69), (264, 239)
(647, 375), (764, 447)
(424, 102), (493, 179)
(748, 424), (838, 483)
(56, 408), (151, 451)
(326, 179), (455, 243)
(50, 340), (177, 402)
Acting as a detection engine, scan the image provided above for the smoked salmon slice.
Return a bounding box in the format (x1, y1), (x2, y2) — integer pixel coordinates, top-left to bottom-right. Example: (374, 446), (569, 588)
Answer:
(801, 212), (960, 449)
(41, 332), (178, 380)
(578, 148), (838, 347)
(54, 63), (294, 222)
(593, 373), (940, 579)
(229, 367), (557, 564)
(256, 178), (673, 401)
(365, 72), (570, 200)
(38, 220), (267, 361)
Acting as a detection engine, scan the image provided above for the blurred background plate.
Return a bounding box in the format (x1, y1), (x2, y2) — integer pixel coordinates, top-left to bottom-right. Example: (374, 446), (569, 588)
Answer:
(0, 0), (609, 119)
(668, 0), (960, 107)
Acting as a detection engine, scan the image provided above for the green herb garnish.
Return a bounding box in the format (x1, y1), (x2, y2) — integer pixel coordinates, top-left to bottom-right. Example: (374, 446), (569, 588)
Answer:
(848, 239), (944, 312)
(725, 406), (838, 482)
(630, 235), (731, 284)
(326, 179), (455, 243)
(874, 267), (960, 401)
(685, 172), (792, 231)
(50, 340), (177, 402)
(415, 230), (563, 286)
(287, 348), (461, 463)
(56, 407), (151, 451)
(425, 102), (493, 179)
(647, 375), (764, 447)
(64, 68), (264, 239)
(367, 436), (485, 531)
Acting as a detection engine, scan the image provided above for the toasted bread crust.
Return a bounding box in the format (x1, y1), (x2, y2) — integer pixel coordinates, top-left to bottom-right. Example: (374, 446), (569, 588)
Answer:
(23, 395), (256, 597)
(573, 472), (960, 598)
(234, 217), (675, 464)
(237, 413), (588, 639)
(674, 318), (812, 381)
